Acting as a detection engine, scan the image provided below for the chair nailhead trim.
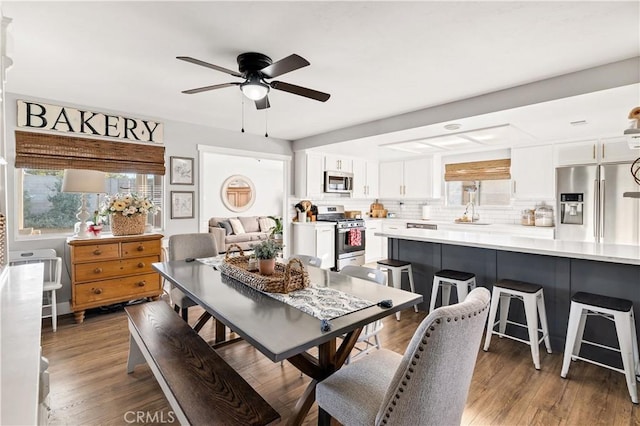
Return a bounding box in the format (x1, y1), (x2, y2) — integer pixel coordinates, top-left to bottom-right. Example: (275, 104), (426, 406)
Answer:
(382, 303), (491, 424)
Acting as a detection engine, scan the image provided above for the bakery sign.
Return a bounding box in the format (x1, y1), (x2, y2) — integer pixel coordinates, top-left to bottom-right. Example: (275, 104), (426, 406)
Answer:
(17, 100), (163, 144)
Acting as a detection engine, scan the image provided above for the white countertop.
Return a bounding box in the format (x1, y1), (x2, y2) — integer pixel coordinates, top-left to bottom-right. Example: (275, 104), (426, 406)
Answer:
(0, 263), (44, 425)
(376, 227), (640, 265)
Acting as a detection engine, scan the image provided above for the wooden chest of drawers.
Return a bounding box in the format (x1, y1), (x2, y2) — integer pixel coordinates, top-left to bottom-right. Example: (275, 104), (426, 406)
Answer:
(68, 234), (163, 323)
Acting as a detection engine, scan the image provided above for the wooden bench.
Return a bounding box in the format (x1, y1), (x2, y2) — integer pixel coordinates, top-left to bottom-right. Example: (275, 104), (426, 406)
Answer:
(125, 301), (280, 426)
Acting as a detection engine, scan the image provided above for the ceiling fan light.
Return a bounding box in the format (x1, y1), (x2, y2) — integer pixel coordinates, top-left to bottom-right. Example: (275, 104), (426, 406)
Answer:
(240, 80), (269, 101)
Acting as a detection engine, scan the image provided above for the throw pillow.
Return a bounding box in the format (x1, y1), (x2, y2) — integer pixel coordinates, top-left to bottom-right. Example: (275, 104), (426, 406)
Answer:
(258, 217), (276, 233)
(228, 217), (246, 235)
(239, 216), (260, 233)
(218, 221), (233, 235)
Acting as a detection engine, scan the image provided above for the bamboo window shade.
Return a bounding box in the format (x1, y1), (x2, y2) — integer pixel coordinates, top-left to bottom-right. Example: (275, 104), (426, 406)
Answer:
(444, 158), (511, 181)
(14, 131), (165, 175)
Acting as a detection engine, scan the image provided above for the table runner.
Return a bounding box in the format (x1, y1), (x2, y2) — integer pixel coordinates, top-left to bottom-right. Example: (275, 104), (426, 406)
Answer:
(203, 257), (375, 321)
(264, 286), (375, 321)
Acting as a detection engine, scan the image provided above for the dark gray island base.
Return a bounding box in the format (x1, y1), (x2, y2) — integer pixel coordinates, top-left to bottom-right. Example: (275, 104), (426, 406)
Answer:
(387, 238), (640, 367)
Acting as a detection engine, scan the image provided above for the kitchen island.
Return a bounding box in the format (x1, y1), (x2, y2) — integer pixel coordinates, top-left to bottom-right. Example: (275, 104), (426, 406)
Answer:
(376, 227), (640, 364)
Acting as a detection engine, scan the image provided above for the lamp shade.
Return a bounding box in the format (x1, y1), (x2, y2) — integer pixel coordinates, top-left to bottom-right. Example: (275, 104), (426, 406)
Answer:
(61, 169), (107, 193)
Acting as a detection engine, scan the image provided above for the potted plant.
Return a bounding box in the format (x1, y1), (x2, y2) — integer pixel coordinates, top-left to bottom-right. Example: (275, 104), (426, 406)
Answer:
(268, 216), (283, 244)
(252, 238), (281, 276)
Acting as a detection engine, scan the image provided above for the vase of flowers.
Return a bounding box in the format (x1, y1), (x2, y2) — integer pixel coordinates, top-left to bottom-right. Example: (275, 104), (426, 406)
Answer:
(102, 193), (159, 236)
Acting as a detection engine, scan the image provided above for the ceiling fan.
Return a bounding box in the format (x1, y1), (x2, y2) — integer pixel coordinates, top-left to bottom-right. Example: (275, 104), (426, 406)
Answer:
(177, 52), (330, 110)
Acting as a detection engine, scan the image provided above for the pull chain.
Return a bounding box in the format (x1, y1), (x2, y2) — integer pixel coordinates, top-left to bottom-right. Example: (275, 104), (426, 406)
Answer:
(241, 95), (245, 133)
(264, 107), (269, 138)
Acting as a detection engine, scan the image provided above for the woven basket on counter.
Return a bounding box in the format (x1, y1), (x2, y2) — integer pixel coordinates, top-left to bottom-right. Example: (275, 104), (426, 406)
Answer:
(218, 244), (310, 294)
(110, 213), (146, 236)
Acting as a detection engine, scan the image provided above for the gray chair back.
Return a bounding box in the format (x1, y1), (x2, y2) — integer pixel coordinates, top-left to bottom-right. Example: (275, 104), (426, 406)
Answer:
(290, 254), (322, 268)
(168, 233), (218, 261)
(340, 265), (387, 285)
(375, 287), (490, 425)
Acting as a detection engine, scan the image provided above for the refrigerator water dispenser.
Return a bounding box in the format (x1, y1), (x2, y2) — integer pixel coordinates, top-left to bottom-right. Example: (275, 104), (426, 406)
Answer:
(560, 193), (584, 225)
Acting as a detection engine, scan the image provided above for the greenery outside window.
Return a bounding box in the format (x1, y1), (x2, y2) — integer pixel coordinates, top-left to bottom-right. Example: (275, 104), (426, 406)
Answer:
(19, 169), (163, 236)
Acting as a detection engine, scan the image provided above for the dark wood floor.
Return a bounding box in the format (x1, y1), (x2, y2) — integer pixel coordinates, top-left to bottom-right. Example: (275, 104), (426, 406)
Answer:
(41, 303), (640, 425)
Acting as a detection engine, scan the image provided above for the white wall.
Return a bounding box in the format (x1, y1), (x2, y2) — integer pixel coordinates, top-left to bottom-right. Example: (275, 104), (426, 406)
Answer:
(202, 153), (284, 222)
(4, 92), (293, 314)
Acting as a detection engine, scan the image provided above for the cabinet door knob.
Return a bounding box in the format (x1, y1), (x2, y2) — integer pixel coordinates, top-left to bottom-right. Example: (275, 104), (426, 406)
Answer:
(93, 288), (103, 294)
(137, 245), (144, 252)
(93, 249), (102, 255)
(137, 262), (145, 268)
(93, 267), (103, 274)
(137, 281), (146, 287)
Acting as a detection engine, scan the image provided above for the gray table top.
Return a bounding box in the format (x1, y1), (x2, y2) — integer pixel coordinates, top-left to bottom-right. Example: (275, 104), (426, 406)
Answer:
(153, 261), (422, 362)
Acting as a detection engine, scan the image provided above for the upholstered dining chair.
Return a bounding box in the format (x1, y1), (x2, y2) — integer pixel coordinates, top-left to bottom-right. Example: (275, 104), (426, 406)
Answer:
(340, 265), (388, 362)
(168, 233), (218, 332)
(9, 249), (63, 332)
(316, 286), (491, 426)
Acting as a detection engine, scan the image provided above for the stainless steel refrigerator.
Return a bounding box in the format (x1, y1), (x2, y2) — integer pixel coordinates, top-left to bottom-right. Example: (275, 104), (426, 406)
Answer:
(556, 163), (640, 245)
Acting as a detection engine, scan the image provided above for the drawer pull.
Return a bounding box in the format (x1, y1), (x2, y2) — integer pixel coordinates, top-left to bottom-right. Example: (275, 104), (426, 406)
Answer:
(94, 267), (103, 274)
(93, 249), (102, 255)
(137, 245), (144, 252)
(93, 288), (103, 295)
(137, 281), (146, 287)
(137, 262), (145, 268)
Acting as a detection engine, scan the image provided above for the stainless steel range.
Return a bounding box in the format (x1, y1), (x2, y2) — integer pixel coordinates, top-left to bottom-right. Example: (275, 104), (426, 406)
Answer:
(316, 205), (365, 271)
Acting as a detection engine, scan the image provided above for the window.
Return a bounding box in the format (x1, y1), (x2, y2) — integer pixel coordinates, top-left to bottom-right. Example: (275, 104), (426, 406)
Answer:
(446, 180), (511, 206)
(19, 168), (163, 236)
(444, 158), (511, 206)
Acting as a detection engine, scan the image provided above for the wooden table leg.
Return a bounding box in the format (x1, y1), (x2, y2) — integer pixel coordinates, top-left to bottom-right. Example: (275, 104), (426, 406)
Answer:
(215, 318), (226, 344)
(287, 328), (363, 426)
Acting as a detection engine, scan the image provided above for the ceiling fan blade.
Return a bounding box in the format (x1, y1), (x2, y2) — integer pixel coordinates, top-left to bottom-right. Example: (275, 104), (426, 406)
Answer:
(270, 81), (330, 102)
(177, 56), (242, 78)
(181, 82), (240, 94)
(260, 54), (310, 78)
(255, 96), (271, 110)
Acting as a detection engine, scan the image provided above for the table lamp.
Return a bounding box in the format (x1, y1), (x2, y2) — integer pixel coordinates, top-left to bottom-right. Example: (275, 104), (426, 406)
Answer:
(61, 169), (106, 238)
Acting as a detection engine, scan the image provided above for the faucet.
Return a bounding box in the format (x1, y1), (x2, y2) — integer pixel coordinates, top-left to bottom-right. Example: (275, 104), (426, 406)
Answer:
(464, 201), (476, 223)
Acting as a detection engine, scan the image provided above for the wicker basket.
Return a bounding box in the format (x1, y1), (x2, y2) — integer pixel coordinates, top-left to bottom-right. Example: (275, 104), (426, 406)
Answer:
(219, 244), (310, 294)
(110, 213), (146, 236)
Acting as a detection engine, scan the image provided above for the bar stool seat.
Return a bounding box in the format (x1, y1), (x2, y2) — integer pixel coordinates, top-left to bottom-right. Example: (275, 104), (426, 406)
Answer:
(376, 259), (418, 320)
(561, 291), (639, 404)
(483, 278), (552, 370)
(429, 269), (477, 313)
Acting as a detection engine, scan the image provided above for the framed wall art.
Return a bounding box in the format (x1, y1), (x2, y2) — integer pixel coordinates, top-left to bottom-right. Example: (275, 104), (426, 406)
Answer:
(170, 156), (194, 185)
(170, 191), (194, 219)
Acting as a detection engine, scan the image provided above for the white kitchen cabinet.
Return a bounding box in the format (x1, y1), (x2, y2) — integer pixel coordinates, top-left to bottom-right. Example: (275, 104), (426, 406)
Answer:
(379, 158), (432, 198)
(555, 138), (637, 166)
(352, 159), (379, 198)
(554, 140), (598, 166)
(511, 144), (555, 200)
(364, 219), (385, 263)
(324, 155), (353, 172)
(294, 151), (325, 198)
(600, 137), (639, 163)
(292, 223), (335, 269)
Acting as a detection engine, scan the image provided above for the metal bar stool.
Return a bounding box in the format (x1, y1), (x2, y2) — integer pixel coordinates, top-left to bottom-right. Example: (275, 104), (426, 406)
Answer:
(483, 278), (552, 370)
(376, 259), (418, 320)
(561, 291), (639, 404)
(429, 269), (476, 313)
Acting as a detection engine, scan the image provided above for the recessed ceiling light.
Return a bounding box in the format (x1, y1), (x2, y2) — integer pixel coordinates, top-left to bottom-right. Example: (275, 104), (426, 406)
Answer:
(570, 120), (588, 126)
(444, 123), (461, 131)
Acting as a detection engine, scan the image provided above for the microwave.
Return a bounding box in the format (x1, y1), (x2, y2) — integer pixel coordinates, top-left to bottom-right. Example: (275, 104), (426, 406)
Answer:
(324, 171), (353, 193)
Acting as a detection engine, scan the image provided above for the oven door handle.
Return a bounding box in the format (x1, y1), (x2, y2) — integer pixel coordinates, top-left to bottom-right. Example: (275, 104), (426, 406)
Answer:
(337, 227), (366, 233)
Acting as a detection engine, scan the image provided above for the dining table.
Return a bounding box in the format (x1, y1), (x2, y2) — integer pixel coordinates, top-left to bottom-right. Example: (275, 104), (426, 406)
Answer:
(153, 259), (422, 425)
